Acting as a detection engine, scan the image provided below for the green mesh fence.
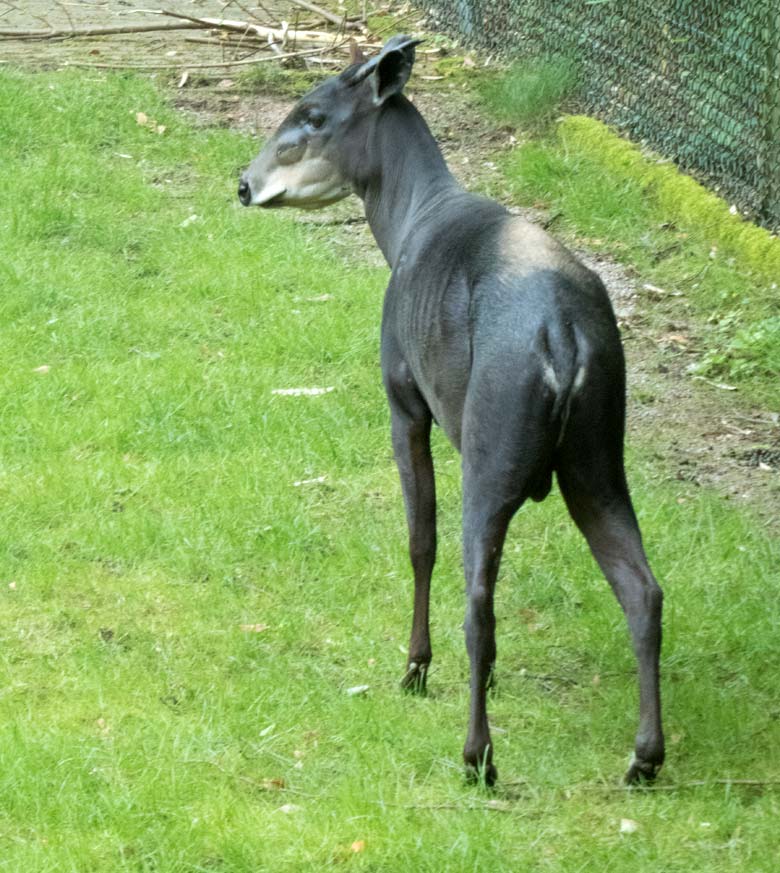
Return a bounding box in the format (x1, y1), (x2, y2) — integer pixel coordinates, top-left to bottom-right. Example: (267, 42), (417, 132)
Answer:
(423, 0), (780, 231)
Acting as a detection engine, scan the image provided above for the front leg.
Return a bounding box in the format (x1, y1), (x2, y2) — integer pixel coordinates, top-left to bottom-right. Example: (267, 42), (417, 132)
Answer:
(386, 367), (436, 695)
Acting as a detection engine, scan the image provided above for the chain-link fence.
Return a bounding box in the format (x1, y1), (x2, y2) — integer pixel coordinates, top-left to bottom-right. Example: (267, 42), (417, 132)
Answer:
(424, 0), (780, 231)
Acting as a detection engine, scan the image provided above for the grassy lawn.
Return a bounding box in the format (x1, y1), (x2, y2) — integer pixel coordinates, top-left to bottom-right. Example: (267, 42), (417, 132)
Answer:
(1, 68), (779, 871)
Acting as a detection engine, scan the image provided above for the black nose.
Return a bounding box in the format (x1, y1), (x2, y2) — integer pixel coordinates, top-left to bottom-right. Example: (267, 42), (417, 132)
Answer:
(238, 179), (251, 206)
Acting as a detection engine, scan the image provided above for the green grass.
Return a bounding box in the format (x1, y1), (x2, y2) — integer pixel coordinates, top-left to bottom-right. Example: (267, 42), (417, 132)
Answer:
(492, 112), (780, 403)
(1, 68), (780, 871)
(234, 63), (328, 97)
(478, 56), (579, 128)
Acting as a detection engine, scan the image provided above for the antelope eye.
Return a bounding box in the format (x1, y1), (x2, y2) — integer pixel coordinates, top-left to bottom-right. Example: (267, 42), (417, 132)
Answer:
(308, 113), (325, 129)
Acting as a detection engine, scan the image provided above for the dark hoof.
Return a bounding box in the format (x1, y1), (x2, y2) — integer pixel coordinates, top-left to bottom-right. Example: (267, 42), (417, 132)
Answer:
(400, 661), (429, 695)
(464, 761), (498, 788)
(463, 742), (497, 787)
(624, 754), (662, 785)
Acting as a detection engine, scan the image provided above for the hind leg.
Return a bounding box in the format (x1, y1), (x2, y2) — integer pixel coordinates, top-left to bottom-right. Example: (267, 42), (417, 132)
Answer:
(558, 459), (664, 783)
(461, 487), (513, 785)
(385, 365), (436, 694)
(460, 377), (556, 785)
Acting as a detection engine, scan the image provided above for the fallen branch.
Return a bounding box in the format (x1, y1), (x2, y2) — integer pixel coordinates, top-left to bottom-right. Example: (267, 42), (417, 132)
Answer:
(159, 9), (338, 47)
(0, 21), (205, 40)
(183, 35), (267, 48)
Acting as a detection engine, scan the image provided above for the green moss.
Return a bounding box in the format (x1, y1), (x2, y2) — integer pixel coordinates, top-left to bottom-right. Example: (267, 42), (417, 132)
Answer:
(559, 116), (780, 283)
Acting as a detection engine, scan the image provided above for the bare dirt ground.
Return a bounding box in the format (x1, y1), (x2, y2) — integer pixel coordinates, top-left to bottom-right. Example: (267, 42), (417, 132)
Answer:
(3, 1), (778, 528)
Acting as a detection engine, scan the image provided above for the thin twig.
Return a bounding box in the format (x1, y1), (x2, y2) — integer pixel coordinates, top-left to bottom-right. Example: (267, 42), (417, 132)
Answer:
(288, 0), (362, 30)
(184, 758), (317, 797)
(53, 0), (75, 32)
(0, 21), (205, 39)
(576, 778), (780, 792)
(183, 35), (266, 48)
(158, 9), (335, 45)
(368, 11), (424, 41)
(225, 0), (277, 26)
(370, 800), (517, 812)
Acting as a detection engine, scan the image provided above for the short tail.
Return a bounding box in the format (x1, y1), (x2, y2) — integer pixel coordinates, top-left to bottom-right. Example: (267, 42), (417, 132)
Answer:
(543, 324), (588, 450)
(526, 327), (587, 502)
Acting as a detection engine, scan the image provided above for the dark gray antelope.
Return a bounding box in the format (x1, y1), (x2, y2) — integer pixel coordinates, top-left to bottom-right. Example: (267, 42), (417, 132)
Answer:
(239, 37), (664, 785)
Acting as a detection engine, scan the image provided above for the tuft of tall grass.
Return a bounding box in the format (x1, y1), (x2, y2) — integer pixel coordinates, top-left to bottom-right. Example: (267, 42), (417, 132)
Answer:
(478, 56), (579, 128)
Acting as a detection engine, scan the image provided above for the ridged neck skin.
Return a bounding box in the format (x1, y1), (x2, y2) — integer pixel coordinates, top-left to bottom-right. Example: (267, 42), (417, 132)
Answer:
(349, 95), (459, 268)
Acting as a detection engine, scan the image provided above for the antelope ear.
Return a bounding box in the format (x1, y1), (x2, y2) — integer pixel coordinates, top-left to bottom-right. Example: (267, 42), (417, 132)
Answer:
(348, 39), (367, 66)
(370, 35), (422, 105)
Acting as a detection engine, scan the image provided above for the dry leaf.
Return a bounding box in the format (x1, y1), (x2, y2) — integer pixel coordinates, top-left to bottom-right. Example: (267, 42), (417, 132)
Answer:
(178, 71), (190, 89)
(293, 476), (326, 487)
(8, 581), (17, 590)
(351, 840), (366, 853)
(661, 333), (689, 346)
(135, 112), (166, 135)
(32, 365), (50, 374)
(620, 818), (639, 834)
(262, 777), (285, 790)
(240, 623), (269, 633)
